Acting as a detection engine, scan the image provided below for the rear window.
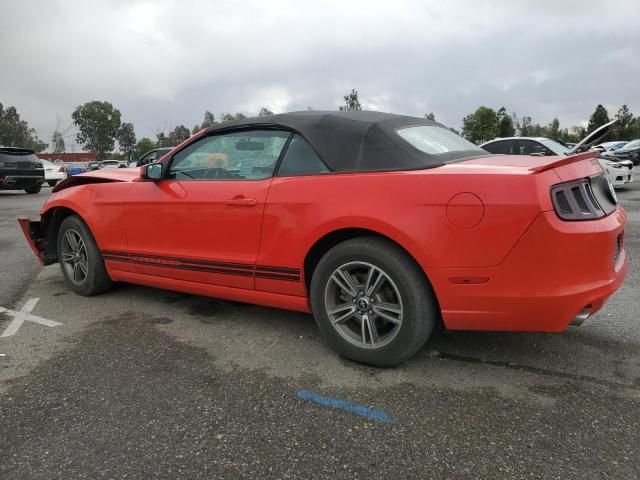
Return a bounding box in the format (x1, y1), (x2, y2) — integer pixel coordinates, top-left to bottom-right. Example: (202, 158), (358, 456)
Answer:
(0, 152), (40, 164)
(396, 126), (485, 156)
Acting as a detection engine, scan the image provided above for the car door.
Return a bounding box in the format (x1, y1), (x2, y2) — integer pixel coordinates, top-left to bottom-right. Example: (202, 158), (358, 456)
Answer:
(122, 129), (291, 289)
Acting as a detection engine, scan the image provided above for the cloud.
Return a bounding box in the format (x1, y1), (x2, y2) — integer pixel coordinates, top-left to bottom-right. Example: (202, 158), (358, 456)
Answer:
(1, 0), (638, 146)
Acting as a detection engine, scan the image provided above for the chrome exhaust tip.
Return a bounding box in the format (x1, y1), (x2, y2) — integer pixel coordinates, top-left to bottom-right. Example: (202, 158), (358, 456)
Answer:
(570, 305), (592, 327)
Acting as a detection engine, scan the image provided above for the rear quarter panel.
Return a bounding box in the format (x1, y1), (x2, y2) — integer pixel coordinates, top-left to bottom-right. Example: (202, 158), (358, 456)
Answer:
(257, 167), (557, 295)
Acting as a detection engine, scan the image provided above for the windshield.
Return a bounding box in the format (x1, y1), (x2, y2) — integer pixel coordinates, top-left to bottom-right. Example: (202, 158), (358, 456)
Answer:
(623, 140), (640, 149)
(537, 138), (571, 154)
(396, 126), (484, 156)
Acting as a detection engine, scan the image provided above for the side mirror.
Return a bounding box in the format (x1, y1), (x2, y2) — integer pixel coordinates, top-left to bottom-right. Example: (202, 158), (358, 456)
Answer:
(141, 163), (163, 180)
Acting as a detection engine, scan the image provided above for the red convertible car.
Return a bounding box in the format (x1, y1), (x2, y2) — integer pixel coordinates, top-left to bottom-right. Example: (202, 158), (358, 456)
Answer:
(19, 111), (627, 366)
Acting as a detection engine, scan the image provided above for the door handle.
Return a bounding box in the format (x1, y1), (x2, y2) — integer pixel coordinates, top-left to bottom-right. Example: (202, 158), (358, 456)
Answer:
(224, 197), (257, 207)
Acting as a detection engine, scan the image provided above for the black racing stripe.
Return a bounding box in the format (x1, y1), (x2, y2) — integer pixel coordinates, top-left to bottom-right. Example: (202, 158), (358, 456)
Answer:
(102, 255), (129, 263)
(255, 265), (301, 275)
(255, 273), (301, 282)
(102, 251), (301, 281)
(104, 256), (254, 277)
(101, 251), (254, 271)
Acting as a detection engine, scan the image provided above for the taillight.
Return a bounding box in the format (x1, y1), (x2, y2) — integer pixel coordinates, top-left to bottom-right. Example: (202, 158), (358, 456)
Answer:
(550, 176), (611, 221)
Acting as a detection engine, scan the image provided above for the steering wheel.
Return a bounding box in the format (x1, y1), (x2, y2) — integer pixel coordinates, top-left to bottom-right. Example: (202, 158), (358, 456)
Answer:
(203, 168), (235, 179)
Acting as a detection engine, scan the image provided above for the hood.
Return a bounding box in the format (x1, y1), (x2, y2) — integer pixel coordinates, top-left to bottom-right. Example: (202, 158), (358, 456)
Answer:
(52, 167), (140, 193)
(569, 119), (617, 154)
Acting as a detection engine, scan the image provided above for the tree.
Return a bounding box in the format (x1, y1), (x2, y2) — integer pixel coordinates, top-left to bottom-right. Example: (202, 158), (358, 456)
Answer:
(168, 125), (191, 145)
(461, 106), (499, 144)
(71, 101), (121, 160)
(192, 124), (201, 135)
(587, 104), (610, 134)
(116, 122), (136, 159)
(259, 107), (274, 117)
(51, 130), (66, 153)
(424, 112), (435, 121)
(155, 132), (171, 148)
(517, 115), (533, 136)
(201, 111), (216, 129)
(220, 113), (247, 122)
(339, 89), (361, 111)
(0, 102), (48, 151)
(134, 137), (156, 159)
(547, 118), (560, 140)
(613, 105), (635, 140)
(496, 107), (515, 137)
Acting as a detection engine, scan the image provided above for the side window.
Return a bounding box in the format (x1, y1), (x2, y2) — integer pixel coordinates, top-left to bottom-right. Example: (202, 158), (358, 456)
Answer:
(168, 130), (290, 180)
(483, 140), (513, 154)
(277, 134), (329, 176)
(519, 140), (549, 156)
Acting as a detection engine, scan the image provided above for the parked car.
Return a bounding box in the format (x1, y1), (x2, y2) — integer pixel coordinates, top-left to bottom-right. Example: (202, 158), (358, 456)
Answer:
(593, 141), (627, 153)
(481, 121), (633, 187)
(607, 139), (640, 165)
(40, 159), (67, 186)
(87, 161), (101, 171)
(65, 162), (88, 176)
(133, 147), (173, 167)
(0, 147), (45, 194)
(18, 111), (627, 366)
(101, 160), (126, 169)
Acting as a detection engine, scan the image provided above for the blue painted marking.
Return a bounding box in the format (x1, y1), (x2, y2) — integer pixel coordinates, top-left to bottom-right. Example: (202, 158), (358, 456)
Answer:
(296, 390), (392, 422)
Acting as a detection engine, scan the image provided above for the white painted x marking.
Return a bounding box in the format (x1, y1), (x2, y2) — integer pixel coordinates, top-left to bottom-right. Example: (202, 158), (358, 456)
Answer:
(0, 298), (63, 337)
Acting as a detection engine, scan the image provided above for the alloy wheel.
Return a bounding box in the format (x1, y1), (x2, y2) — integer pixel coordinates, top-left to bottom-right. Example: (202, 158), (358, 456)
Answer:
(324, 261), (403, 349)
(61, 228), (89, 285)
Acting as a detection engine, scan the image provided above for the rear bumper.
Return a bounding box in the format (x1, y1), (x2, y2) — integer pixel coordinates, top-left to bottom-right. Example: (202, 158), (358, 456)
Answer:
(430, 208), (628, 332)
(18, 218), (48, 265)
(0, 175), (44, 190)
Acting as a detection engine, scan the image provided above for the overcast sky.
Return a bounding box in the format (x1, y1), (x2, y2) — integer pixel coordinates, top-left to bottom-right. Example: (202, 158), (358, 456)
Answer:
(2, 0), (639, 149)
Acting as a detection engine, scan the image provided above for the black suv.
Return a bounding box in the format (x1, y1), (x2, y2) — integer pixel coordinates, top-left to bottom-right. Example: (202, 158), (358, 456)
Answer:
(0, 147), (45, 194)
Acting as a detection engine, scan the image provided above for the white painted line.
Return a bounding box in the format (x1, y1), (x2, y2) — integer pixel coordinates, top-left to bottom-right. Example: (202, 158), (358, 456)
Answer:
(0, 298), (63, 338)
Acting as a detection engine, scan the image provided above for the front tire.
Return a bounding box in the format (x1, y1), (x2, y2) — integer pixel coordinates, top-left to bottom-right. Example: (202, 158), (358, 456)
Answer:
(57, 215), (113, 296)
(24, 185), (41, 194)
(47, 180), (58, 187)
(310, 237), (438, 367)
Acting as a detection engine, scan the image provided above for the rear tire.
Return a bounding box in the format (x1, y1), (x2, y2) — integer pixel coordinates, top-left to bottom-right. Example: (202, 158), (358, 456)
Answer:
(310, 237), (438, 367)
(57, 215), (113, 296)
(24, 185), (41, 194)
(47, 180), (58, 187)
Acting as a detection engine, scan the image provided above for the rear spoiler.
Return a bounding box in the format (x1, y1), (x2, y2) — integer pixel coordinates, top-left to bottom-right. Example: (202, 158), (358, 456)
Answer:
(529, 151), (600, 173)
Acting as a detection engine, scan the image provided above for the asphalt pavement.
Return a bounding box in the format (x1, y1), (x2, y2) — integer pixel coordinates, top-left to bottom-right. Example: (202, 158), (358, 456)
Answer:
(0, 181), (638, 479)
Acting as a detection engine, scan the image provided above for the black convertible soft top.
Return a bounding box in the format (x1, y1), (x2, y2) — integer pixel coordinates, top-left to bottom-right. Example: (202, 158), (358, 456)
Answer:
(205, 110), (485, 173)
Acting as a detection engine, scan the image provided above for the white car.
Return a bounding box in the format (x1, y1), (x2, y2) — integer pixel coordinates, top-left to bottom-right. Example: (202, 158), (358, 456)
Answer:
(101, 160), (125, 169)
(600, 158), (634, 187)
(481, 120), (633, 188)
(593, 141), (627, 154)
(40, 159), (66, 187)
